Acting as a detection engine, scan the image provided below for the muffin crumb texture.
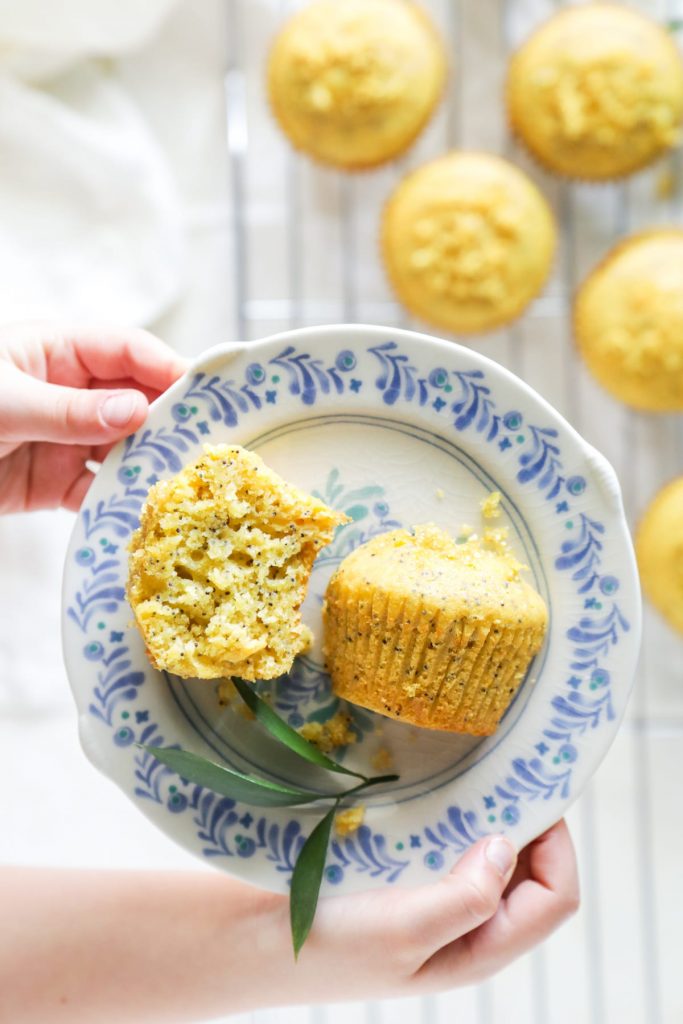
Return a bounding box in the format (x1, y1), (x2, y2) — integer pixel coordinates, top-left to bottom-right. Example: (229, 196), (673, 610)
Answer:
(507, 4), (683, 180)
(299, 712), (357, 753)
(636, 477), (683, 634)
(335, 805), (365, 837)
(323, 524), (547, 736)
(575, 230), (683, 411)
(371, 746), (394, 772)
(481, 490), (502, 519)
(267, 0), (446, 169)
(127, 444), (347, 680)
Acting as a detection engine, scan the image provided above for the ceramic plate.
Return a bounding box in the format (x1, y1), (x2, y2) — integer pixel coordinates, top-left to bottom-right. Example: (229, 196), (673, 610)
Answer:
(62, 325), (640, 894)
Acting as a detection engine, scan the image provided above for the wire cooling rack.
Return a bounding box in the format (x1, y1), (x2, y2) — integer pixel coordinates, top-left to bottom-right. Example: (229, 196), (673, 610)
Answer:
(224, 2), (683, 1021)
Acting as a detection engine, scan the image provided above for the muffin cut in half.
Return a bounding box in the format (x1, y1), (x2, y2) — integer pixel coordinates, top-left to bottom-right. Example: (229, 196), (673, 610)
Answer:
(323, 524), (548, 736)
(127, 444), (348, 680)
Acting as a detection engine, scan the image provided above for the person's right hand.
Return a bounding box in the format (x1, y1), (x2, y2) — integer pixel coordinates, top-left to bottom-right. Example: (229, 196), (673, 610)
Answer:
(273, 818), (579, 1003)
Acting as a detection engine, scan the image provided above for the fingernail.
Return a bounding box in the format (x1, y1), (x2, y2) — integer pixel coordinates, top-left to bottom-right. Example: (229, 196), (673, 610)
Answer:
(485, 836), (515, 878)
(101, 393), (139, 428)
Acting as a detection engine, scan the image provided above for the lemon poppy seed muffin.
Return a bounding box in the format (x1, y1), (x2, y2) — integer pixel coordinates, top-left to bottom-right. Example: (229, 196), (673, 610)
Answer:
(575, 230), (683, 411)
(507, 5), (683, 181)
(636, 478), (683, 634)
(323, 524), (547, 736)
(267, 0), (447, 170)
(127, 444), (348, 680)
(381, 152), (556, 334)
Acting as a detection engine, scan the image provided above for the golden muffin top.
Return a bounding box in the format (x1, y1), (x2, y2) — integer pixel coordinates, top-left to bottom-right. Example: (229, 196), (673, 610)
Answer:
(127, 444), (346, 681)
(382, 152), (556, 334)
(507, 4), (683, 180)
(574, 229), (683, 411)
(267, 0), (446, 169)
(328, 523), (548, 627)
(636, 477), (683, 635)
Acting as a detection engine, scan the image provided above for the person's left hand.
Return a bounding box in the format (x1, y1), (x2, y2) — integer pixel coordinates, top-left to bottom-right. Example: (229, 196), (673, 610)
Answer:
(0, 322), (187, 514)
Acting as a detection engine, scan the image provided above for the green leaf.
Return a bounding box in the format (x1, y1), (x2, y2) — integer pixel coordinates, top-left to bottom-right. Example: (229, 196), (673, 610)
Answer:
(143, 746), (332, 807)
(290, 804), (336, 958)
(231, 677), (365, 780)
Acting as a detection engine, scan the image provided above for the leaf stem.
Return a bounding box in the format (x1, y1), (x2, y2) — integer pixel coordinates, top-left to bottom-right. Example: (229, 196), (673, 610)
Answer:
(340, 773), (400, 800)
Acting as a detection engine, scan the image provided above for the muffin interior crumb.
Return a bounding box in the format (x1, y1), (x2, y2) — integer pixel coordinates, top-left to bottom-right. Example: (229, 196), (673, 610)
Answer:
(335, 805), (365, 837)
(127, 444), (346, 680)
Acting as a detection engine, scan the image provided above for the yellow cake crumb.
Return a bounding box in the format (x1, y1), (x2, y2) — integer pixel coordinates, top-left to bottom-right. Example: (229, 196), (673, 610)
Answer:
(482, 526), (512, 556)
(216, 679), (260, 719)
(335, 805), (365, 837)
(655, 166), (677, 201)
(216, 679), (237, 706)
(481, 491), (502, 519)
(371, 746), (394, 772)
(435, 487), (445, 501)
(323, 523), (547, 736)
(299, 712), (357, 752)
(127, 444), (348, 680)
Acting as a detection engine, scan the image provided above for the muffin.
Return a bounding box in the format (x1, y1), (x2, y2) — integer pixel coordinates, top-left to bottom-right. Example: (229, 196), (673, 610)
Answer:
(507, 5), (683, 181)
(127, 444), (347, 680)
(574, 230), (683, 411)
(267, 0), (446, 170)
(382, 152), (556, 334)
(323, 524), (548, 736)
(636, 478), (683, 634)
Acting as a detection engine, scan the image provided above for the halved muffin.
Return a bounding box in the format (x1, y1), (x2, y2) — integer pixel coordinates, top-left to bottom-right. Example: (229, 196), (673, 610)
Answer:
(127, 444), (347, 680)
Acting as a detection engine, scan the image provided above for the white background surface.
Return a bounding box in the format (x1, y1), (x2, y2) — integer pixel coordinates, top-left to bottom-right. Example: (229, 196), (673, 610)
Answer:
(1, 1), (682, 1022)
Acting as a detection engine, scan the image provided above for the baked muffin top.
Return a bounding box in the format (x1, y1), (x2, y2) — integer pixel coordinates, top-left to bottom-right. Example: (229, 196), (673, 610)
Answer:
(267, 0), (446, 169)
(382, 152), (556, 334)
(636, 477), (683, 634)
(575, 230), (683, 411)
(507, 4), (683, 180)
(327, 523), (547, 626)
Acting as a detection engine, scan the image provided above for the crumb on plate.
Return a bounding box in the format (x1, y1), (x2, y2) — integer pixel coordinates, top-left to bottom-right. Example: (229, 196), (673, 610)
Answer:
(371, 746), (394, 772)
(335, 805), (365, 837)
(299, 711), (357, 752)
(480, 490), (502, 519)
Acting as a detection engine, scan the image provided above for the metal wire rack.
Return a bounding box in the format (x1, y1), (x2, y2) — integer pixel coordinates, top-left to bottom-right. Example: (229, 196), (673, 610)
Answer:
(224, 2), (683, 1021)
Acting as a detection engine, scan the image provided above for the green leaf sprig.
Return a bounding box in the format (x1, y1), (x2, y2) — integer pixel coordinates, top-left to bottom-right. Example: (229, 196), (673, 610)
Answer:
(145, 675), (398, 956)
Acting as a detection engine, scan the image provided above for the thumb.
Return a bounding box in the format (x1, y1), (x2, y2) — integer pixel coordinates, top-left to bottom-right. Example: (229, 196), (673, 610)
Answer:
(0, 365), (148, 445)
(395, 835), (517, 961)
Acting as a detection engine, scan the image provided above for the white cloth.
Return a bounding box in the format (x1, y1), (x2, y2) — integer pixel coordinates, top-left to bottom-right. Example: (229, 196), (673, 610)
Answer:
(0, 0), (185, 325)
